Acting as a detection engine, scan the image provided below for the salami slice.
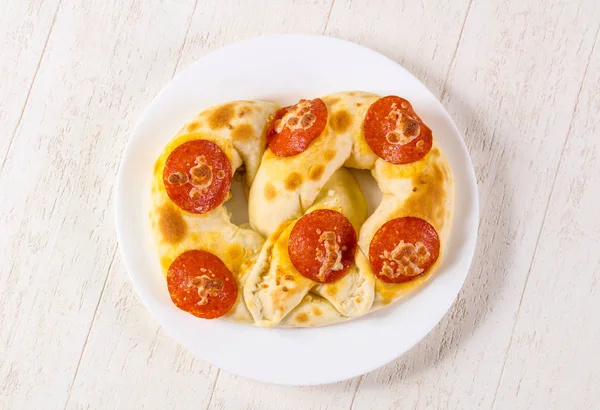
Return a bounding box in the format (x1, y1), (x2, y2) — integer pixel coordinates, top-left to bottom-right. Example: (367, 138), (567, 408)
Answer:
(163, 140), (232, 214)
(369, 217), (440, 284)
(364, 96), (432, 164)
(288, 209), (357, 283)
(266, 98), (328, 157)
(167, 250), (238, 319)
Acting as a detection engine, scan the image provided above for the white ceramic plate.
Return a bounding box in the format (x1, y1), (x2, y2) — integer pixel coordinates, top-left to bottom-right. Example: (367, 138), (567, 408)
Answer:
(115, 34), (479, 386)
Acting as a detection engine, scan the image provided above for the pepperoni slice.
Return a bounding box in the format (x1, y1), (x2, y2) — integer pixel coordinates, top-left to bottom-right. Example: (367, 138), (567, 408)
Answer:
(288, 209), (357, 283)
(364, 96), (433, 164)
(369, 217), (440, 284)
(266, 98), (328, 157)
(163, 140), (232, 214)
(167, 250), (238, 319)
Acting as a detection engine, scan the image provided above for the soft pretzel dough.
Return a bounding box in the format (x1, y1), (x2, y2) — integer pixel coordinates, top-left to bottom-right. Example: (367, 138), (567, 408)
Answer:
(243, 168), (376, 327)
(150, 100), (278, 323)
(150, 93), (453, 327)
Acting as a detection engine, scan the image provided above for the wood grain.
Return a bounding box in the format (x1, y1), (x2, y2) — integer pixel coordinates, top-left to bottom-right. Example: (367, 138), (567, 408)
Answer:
(0, 0), (209, 408)
(174, 0), (335, 73)
(322, 0), (472, 99)
(0, 0), (598, 408)
(352, 0), (600, 408)
(65, 258), (219, 409)
(0, 0), (61, 170)
(493, 23), (600, 409)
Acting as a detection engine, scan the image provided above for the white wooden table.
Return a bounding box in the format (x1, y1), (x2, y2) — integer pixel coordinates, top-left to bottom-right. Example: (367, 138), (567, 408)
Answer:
(2, 0), (599, 408)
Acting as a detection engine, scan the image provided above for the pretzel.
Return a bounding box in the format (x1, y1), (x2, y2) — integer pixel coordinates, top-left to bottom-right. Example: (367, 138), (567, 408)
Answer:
(150, 92), (453, 327)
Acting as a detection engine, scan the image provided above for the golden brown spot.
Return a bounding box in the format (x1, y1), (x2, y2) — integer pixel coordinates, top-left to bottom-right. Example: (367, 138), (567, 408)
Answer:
(237, 105), (253, 118)
(264, 183), (277, 201)
(282, 286), (289, 292)
(355, 297), (363, 303)
(356, 102), (362, 107)
(308, 164), (325, 181)
(348, 91), (357, 96)
(241, 259), (254, 271)
(404, 149), (448, 229)
(284, 172), (303, 191)
(158, 205), (187, 244)
(208, 103), (235, 129)
(276, 277), (281, 286)
(260, 283), (269, 289)
(187, 121), (200, 132)
(227, 243), (243, 262)
(167, 171), (188, 185)
(403, 117), (420, 136)
(284, 274), (294, 281)
(324, 149), (336, 161)
(232, 123), (254, 141)
(330, 110), (352, 133)
(296, 313), (309, 323)
(312, 307), (322, 316)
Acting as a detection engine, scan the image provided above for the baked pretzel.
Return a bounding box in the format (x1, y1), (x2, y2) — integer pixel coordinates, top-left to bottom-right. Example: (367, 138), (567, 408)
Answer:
(151, 92), (453, 327)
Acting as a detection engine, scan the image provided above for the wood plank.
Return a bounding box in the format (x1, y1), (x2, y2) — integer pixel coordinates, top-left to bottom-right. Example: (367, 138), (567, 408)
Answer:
(493, 26), (600, 409)
(352, 0), (600, 408)
(322, 0), (472, 98)
(0, 0), (60, 166)
(65, 258), (219, 409)
(0, 0), (211, 408)
(209, 378), (358, 410)
(173, 0), (335, 73)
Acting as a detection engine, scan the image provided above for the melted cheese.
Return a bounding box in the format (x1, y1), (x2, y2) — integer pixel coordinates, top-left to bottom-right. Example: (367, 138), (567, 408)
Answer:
(315, 230), (344, 281)
(380, 240), (431, 278)
(274, 100), (317, 133)
(188, 155), (213, 200)
(385, 103), (421, 145)
(192, 274), (224, 305)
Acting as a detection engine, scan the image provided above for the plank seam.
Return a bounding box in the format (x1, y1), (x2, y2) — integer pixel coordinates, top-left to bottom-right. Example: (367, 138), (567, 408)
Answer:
(440, 0), (473, 101)
(171, 0), (200, 78)
(323, 0), (336, 33)
(205, 370), (221, 410)
(490, 23), (600, 410)
(348, 375), (363, 410)
(0, 0), (62, 179)
(62, 244), (118, 410)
